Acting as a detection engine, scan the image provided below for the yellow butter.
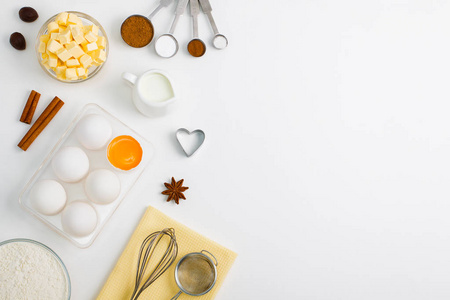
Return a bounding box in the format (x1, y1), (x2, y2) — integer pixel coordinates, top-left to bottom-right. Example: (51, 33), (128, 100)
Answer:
(48, 53), (58, 68)
(56, 48), (71, 62)
(65, 67), (78, 79)
(47, 40), (63, 53)
(85, 31), (98, 43)
(55, 65), (67, 75)
(48, 22), (59, 33)
(68, 45), (85, 59)
(76, 67), (87, 77)
(67, 13), (80, 25)
(86, 42), (98, 52)
(38, 41), (46, 53)
(58, 28), (72, 45)
(97, 49), (107, 62)
(40, 34), (49, 43)
(50, 32), (59, 40)
(96, 36), (106, 49)
(85, 24), (99, 35)
(39, 12), (107, 81)
(79, 54), (92, 68)
(66, 58), (80, 67)
(56, 12), (68, 25)
(65, 41), (78, 50)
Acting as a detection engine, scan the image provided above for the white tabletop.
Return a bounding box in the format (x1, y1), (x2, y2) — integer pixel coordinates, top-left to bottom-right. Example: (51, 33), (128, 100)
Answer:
(2, 0), (450, 299)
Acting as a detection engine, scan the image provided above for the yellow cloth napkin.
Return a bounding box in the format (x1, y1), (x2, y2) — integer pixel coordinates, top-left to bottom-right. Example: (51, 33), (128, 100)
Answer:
(96, 206), (237, 300)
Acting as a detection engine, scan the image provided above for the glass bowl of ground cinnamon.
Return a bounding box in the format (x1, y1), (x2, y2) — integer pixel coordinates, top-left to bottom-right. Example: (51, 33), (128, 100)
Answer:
(35, 11), (109, 83)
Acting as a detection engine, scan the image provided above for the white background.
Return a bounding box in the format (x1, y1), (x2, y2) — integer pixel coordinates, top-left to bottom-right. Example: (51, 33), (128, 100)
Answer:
(2, 0), (450, 299)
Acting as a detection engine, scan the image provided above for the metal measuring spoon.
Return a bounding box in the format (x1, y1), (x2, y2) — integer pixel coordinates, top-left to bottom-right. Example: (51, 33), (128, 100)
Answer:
(155, 0), (189, 58)
(187, 0), (206, 57)
(121, 0), (174, 48)
(199, 0), (228, 49)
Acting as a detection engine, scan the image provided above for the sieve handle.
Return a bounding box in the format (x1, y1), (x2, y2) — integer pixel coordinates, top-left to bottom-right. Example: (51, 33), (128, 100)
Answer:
(170, 291), (182, 300)
(201, 250), (218, 266)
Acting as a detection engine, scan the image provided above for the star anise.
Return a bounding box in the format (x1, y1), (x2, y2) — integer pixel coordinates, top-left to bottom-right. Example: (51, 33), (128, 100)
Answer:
(162, 177), (189, 204)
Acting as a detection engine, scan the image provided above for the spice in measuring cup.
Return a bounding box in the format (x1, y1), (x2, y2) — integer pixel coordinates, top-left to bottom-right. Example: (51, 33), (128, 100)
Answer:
(121, 15), (154, 48)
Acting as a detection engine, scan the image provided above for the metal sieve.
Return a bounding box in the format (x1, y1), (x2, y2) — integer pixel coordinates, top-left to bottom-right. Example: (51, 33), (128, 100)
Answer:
(170, 250), (218, 299)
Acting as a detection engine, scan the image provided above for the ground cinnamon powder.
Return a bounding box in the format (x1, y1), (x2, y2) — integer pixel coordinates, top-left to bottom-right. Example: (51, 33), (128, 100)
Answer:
(187, 39), (206, 57)
(121, 15), (154, 48)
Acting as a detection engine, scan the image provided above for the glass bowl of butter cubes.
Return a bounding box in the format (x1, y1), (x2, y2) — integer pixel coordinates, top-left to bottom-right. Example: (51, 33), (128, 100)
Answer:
(36, 11), (108, 83)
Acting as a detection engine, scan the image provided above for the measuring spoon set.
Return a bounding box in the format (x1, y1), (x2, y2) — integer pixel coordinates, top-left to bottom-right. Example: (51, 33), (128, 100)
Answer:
(123, 0), (227, 58)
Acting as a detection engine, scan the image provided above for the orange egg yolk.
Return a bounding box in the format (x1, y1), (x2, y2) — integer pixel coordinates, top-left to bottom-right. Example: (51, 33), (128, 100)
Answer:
(107, 135), (143, 171)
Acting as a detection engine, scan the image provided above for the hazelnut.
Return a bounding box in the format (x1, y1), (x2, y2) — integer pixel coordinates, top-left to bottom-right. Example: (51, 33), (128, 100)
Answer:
(19, 7), (38, 23)
(10, 32), (26, 50)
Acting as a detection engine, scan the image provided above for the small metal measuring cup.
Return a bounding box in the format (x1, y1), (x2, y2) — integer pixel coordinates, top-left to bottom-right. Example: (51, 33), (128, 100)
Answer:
(155, 0), (189, 58)
(170, 250), (218, 299)
(199, 0), (228, 49)
(121, 0), (174, 48)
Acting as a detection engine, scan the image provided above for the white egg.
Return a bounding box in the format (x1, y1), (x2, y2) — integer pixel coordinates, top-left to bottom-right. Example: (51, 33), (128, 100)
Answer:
(52, 147), (89, 183)
(85, 169), (121, 204)
(30, 180), (66, 215)
(75, 114), (112, 150)
(61, 201), (98, 237)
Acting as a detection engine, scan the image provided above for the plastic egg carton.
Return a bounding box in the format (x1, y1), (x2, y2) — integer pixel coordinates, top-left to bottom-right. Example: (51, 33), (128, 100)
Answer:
(19, 103), (154, 248)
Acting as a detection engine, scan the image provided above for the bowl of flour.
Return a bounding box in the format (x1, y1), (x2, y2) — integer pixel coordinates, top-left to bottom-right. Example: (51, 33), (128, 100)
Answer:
(0, 238), (70, 299)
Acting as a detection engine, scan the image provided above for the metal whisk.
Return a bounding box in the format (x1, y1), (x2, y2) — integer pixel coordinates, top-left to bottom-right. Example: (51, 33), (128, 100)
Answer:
(130, 228), (178, 300)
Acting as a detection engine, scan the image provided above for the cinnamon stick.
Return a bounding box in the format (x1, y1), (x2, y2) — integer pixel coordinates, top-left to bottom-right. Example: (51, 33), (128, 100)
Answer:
(20, 90), (41, 124)
(18, 97), (64, 151)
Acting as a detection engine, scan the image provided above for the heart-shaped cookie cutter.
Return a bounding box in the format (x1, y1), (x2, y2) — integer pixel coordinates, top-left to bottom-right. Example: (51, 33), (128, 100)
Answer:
(176, 128), (205, 157)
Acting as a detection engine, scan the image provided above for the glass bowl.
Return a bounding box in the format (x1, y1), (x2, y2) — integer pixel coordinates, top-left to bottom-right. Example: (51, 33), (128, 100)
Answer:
(35, 11), (109, 83)
(0, 238), (71, 299)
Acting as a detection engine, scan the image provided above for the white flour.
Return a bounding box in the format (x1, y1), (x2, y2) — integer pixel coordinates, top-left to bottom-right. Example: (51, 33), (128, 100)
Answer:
(0, 241), (68, 300)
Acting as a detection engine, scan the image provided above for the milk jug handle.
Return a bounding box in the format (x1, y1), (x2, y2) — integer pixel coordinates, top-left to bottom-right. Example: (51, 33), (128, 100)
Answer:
(122, 72), (138, 86)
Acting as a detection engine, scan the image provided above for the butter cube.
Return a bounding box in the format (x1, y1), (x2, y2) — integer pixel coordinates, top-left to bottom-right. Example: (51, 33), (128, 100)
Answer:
(73, 33), (86, 45)
(43, 62), (51, 70)
(56, 12), (68, 25)
(58, 26), (67, 33)
(48, 53), (58, 68)
(97, 50), (107, 62)
(67, 13), (80, 25)
(41, 53), (49, 60)
(68, 45), (85, 59)
(65, 41), (78, 50)
(86, 42), (98, 52)
(55, 65), (67, 75)
(47, 40), (63, 53)
(40, 34), (50, 43)
(66, 58), (80, 67)
(69, 25), (82, 36)
(88, 49), (100, 60)
(76, 67), (86, 77)
(56, 48), (71, 62)
(79, 54), (92, 68)
(38, 41), (46, 53)
(47, 22), (59, 33)
(50, 32), (59, 40)
(80, 40), (89, 52)
(85, 31), (98, 43)
(84, 24), (99, 35)
(57, 73), (66, 80)
(58, 29), (72, 45)
(96, 36), (106, 49)
(66, 68), (78, 79)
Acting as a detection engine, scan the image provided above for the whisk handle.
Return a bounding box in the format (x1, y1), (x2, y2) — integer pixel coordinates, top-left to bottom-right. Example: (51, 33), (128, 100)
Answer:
(170, 291), (182, 300)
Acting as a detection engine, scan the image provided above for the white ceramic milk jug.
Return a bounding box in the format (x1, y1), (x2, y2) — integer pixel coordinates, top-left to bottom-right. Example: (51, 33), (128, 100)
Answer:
(122, 69), (177, 117)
